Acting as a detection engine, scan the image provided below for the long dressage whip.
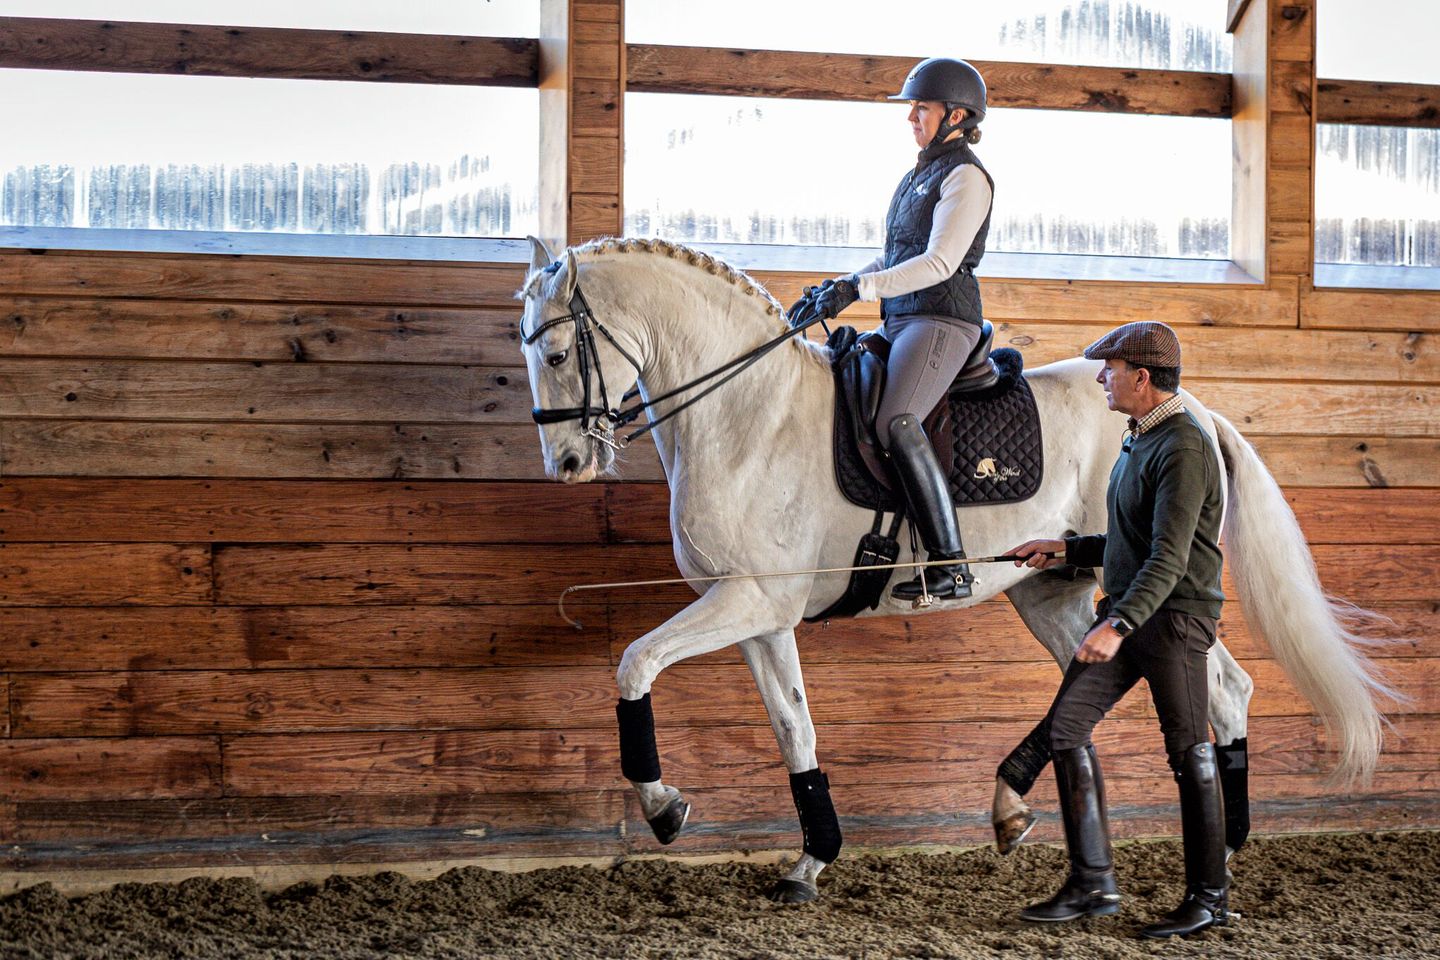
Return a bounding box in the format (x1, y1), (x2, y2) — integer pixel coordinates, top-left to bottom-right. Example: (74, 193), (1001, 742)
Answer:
(557, 552), (1061, 629)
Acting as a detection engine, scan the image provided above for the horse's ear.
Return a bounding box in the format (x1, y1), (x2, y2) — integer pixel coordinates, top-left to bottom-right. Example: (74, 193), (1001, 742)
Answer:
(562, 248), (580, 300)
(526, 235), (554, 276)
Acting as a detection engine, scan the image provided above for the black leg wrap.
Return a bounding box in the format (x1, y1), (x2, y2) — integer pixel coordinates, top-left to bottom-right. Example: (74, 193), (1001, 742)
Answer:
(997, 721), (1053, 796)
(789, 768), (843, 864)
(1216, 737), (1251, 852)
(616, 695), (662, 784)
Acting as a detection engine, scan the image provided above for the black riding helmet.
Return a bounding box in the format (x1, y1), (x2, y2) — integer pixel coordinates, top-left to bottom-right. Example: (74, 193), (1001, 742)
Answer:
(889, 57), (987, 146)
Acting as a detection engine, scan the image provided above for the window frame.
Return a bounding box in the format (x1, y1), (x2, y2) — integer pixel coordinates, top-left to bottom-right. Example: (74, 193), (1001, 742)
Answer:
(0, 15), (541, 262)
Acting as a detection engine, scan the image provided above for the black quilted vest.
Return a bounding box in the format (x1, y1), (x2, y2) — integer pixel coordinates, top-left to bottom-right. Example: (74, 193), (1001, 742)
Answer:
(880, 139), (993, 325)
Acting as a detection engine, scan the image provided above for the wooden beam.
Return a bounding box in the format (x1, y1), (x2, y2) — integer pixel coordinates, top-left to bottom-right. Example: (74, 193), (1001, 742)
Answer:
(1317, 78), (1440, 128)
(627, 45), (1233, 118)
(0, 479), (608, 544)
(0, 16), (537, 86)
(1229, 0), (1269, 283)
(0, 605), (612, 672)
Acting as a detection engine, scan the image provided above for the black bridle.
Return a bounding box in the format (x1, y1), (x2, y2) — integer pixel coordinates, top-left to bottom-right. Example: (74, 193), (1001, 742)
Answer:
(522, 267), (828, 449)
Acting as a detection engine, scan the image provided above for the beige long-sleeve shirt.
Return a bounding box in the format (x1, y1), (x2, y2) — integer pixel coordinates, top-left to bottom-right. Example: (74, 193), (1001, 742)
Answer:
(854, 163), (993, 303)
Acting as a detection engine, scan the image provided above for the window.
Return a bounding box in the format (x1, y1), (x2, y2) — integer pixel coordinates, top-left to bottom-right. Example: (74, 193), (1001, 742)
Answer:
(628, 0), (1231, 72)
(0, 2), (540, 257)
(1314, 0), (1440, 279)
(625, 1), (1234, 268)
(625, 95), (1231, 260)
(0, 71), (539, 240)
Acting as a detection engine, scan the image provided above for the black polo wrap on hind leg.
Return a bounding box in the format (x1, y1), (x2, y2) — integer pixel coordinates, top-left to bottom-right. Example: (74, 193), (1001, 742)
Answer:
(1215, 737), (1250, 852)
(997, 720), (1053, 796)
(616, 694), (662, 783)
(789, 768), (843, 864)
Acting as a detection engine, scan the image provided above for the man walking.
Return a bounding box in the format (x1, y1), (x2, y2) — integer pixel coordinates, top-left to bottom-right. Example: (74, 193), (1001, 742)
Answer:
(1007, 320), (1229, 938)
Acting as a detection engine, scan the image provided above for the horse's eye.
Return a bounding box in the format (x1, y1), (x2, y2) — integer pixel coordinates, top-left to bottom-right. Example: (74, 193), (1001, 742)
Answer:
(547, 350), (569, 367)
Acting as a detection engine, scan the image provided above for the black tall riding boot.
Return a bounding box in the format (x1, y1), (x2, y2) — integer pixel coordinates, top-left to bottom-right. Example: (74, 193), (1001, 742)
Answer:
(886, 414), (973, 602)
(1020, 745), (1122, 923)
(1141, 742), (1231, 939)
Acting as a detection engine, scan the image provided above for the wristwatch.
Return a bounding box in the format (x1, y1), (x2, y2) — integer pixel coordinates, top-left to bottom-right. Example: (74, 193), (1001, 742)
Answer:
(1108, 615), (1135, 638)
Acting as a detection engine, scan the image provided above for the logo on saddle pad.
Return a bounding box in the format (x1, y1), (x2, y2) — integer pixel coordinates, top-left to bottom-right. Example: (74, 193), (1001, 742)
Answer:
(974, 457), (1023, 481)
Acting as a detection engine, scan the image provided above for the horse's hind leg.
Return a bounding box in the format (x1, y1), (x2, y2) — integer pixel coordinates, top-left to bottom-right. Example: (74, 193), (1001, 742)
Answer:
(739, 629), (837, 905)
(615, 583), (794, 847)
(1207, 639), (1254, 854)
(993, 570), (1100, 853)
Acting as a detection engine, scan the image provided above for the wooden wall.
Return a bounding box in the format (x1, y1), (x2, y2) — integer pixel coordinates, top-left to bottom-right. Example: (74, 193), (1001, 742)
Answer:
(1, 0), (1438, 886)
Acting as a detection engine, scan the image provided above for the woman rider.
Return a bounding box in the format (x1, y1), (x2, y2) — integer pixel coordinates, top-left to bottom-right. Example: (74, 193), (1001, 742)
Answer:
(806, 57), (993, 602)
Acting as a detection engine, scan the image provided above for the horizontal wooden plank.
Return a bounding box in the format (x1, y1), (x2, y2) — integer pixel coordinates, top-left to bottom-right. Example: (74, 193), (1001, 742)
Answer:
(0, 421), (642, 479)
(1249, 436), (1440, 488)
(1196, 380), (1440, 437)
(0, 17), (538, 86)
(8, 662), (1148, 738)
(1302, 288), (1440, 332)
(0, 605), (611, 672)
(611, 599), (1437, 666)
(626, 45), (1232, 118)
(981, 321), (1440, 383)
(1325, 715), (1440, 774)
(0, 542), (211, 605)
(1284, 488), (1440, 544)
(612, 484), (1440, 547)
(223, 729), (613, 795)
(0, 250), (526, 307)
(0, 297), (524, 365)
(1317, 78), (1440, 128)
(18, 652), (1421, 738)
(208, 540), (1440, 608)
(218, 715), (1399, 803)
(1, 362), (1430, 432)
(3, 423), (1427, 487)
(8, 792), (624, 865)
(752, 273), (1300, 328)
(213, 543), (681, 605)
(0, 737), (221, 801)
(0, 479), (607, 544)
(10, 790), (619, 842)
(0, 359), (529, 423)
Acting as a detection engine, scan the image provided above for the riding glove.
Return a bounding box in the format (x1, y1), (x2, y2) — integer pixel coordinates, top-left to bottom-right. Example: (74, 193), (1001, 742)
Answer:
(812, 274), (860, 319)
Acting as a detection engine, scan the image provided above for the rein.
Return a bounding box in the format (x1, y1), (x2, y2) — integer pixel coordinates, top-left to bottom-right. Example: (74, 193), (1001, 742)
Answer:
(523, 267), (826, 449)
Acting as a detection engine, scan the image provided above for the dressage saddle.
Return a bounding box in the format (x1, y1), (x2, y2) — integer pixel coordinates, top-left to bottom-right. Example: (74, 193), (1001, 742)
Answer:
(829, 320), (1043, 513)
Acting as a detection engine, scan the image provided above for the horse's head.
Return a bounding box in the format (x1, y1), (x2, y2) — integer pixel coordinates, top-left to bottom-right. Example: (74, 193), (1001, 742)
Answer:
(518, 236), (642, 483)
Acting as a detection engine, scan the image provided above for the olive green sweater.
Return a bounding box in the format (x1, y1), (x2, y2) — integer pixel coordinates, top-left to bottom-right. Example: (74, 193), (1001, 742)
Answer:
(1065, 409), (1225, 626)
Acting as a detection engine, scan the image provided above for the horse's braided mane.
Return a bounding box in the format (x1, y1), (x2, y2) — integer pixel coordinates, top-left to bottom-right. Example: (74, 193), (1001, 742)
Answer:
(520, 237), (786, 321)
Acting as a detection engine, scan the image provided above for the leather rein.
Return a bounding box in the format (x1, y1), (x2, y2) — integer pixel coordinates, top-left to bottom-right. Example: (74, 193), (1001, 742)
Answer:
(522, 268), (827, 449)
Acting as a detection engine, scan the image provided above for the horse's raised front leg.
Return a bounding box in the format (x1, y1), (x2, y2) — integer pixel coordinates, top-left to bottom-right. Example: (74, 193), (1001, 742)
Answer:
(739, 629), (839, 905)
(615, 582), (795, 847)
(1207, 639), (1254, 854)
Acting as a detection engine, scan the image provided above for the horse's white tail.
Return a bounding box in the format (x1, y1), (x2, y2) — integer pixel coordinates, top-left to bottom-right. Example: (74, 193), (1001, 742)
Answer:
(1210, 412), (1398, 785)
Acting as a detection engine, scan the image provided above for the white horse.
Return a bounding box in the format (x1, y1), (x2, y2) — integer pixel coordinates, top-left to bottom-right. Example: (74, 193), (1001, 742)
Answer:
(517, 236), (1393, 903)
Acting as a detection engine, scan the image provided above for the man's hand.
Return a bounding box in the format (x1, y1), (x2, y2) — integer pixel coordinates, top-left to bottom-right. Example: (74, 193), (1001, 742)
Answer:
(1075, 620), (1124, 663)
(1006, 538), (1068, 570)
(812, 274), (859, 319)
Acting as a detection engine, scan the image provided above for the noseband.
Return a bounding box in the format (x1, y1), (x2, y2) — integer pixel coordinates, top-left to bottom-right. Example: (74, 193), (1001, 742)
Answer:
(522, 262), (826, 449)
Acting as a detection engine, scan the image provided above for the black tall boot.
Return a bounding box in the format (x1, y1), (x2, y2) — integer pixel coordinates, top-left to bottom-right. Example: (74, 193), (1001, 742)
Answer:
(886, 414), (973, 602)
(1019, 745), (1122, 923)
(1141, 742), (1231, 939)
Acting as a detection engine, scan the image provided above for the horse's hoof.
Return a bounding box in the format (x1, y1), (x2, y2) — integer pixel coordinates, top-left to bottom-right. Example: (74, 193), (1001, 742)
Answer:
(993, 810), (1037, 855)
(647, 797), (690, 845)
(768, 878), (819, 904)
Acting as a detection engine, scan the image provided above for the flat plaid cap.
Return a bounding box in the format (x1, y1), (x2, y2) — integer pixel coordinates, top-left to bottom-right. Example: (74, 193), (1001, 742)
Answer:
(1082, 321), (1182, 367)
